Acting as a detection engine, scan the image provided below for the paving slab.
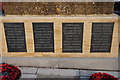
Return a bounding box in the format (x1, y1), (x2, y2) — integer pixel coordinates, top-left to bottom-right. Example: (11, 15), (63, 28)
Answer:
(19, 78), (36, 80)
(21, 74), (37, 78)
(80, 70), (119, 78)
(79, 77), (90, 80)
(37, 74), (80, 78)
(37, 68), (80, 77)
(20, 74), (37, 80)
(19, 67), (38, 74)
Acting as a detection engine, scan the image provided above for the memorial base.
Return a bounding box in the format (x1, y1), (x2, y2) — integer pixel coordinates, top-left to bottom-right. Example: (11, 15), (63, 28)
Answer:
(2, 57), (119, 71)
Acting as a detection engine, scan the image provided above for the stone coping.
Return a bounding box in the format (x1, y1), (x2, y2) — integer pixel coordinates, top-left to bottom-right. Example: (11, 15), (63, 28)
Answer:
(1, 0), (117, 2)
(0, 13), (118, 18)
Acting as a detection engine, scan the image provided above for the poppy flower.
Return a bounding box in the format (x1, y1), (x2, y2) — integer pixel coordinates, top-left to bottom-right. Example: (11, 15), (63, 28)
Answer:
(89, 72), (118, 80)
(0, 63), (21, 80)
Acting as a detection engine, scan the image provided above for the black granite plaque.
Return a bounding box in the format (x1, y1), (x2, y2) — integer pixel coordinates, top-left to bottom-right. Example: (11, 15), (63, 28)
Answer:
(90, 23), (114, 52)
(33, 23), (54, 52)
(4, 23), (27, 52)
(62, 23), (84, 53)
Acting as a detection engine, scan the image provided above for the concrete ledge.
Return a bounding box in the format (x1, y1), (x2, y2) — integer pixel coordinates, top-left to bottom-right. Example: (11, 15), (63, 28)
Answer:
(2, 57), (119, 70)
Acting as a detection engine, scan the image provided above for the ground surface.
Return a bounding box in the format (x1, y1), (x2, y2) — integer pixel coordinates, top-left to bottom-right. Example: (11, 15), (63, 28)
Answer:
(18, 67), (120, 80)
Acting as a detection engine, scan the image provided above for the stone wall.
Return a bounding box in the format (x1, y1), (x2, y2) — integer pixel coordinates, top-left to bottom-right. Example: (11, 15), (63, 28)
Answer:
(1, 15), (118, 57)
(3, 2), (114, 15)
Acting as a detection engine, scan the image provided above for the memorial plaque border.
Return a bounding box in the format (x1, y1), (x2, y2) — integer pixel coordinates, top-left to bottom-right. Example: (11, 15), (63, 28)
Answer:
(32, 22), (54, 52)
(4, 23), (27, 52)
(62, 23), (84, 53)
(90, 22), (114, 53)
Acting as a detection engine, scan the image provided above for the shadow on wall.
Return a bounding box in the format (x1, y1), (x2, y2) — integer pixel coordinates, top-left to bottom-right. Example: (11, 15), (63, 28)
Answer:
(0, 2), (2, 15)
(114, 1), (120, 15)
(0, 2), (4, 16)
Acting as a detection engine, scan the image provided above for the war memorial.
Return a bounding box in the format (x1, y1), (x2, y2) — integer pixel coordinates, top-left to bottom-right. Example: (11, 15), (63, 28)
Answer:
(0, 1), (120, 72)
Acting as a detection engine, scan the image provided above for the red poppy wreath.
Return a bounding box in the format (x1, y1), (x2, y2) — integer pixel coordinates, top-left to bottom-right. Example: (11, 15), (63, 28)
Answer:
(0, 63), (21, 80)
(89, 72), (118, 80)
